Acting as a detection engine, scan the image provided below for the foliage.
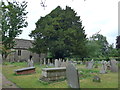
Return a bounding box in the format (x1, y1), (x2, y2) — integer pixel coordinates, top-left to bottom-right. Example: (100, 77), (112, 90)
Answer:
(1, 0), (28, 60)
(87, 34), (110, 58)
(30, 6), (87, 59)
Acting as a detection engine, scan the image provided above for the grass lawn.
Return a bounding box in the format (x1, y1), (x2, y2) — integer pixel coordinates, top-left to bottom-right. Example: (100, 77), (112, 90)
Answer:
(2, 62), (118, 88)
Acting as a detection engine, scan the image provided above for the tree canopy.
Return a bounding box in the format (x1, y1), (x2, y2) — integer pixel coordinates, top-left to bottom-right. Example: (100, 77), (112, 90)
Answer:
(30, 6), (87, 59)
(1, 0), (28, 60)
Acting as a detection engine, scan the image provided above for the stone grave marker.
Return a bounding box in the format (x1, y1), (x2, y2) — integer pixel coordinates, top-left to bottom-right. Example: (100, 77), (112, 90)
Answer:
(100, 61), (107, 74)
(87, 60), (94, 69)
(110, 60), (118, 72)
(66, 63), (80, 88)
(55, 59), (59, 67)
(43, 58), (46, 65)
(61, 60), (66, 67)
(58, 59), (61, 67)
(106, 61), (111, 70)
(28, 59), (34, 67)
(48, 59), (50, 65)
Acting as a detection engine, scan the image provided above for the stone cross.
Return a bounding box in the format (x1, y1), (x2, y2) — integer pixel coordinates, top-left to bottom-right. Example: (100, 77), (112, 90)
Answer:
(66, 63), (80, 88)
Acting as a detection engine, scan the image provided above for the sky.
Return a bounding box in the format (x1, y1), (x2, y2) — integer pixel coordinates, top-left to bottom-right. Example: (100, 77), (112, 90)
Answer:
(13, 0), (119, 46)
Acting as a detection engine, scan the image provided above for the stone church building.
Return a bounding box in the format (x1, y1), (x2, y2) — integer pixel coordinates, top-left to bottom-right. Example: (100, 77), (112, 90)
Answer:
(7, 38), (46, 63)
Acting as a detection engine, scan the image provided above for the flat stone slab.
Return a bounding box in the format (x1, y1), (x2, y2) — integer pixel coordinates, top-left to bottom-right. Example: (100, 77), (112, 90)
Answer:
(42, 67), (66, 71)
(15, 67), (35, 75)
(15, 67), (35, 72)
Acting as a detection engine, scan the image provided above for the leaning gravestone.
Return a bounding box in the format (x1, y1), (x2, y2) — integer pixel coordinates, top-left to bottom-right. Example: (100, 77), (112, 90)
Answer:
(110, 60), (118, 72)
(66, 63), (80, 88)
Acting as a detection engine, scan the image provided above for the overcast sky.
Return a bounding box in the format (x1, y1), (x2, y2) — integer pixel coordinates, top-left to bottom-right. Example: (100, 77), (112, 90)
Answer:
(14, 0), (119, 46)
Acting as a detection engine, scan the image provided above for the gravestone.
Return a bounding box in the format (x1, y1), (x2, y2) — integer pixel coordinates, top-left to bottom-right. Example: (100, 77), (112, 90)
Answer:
(61, 60), (66, 67)
(49, 63), (54, 66)
(87, 60), (94, 69)
(28, 59), (34, 67)
(106, 61), (111, 70)
(58, 59), (61, 67)
(66, 63), (80, 88)
(55, 59), (59, 67)
(43, 58), (46, 65)
(48, 59), (50, 65)
(110, 60), (118, 72)
(100, 61), (107, 74)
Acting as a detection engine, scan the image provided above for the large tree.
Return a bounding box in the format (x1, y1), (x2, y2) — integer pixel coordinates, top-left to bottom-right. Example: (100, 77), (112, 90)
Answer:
(30, 6), (87, 59)
(1, 0), (28, 61)
(87, 33), (109, 57)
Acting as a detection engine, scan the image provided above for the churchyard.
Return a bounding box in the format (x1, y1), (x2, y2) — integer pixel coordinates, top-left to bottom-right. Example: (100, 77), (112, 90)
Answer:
(2, 58), (119, 88)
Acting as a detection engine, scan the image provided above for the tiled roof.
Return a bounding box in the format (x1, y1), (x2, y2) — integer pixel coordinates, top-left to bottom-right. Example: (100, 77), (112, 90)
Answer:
(14, 38), (33, 49)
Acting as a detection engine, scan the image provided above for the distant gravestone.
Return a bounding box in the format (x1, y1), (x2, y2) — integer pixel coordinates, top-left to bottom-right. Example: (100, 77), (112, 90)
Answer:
(58, 59), (61, 67)
(110, 60), (118, 72)
(43, 58), (46, 65)
(100, 61), (107, 74)
(28, 59), (34, 67)
(87, 60), (94, 69)
(106, 61), (111, 70)
(48, 59), (50, 65)
(66, 63), (80, 88)
(49, 63), (54, 66)
(61, 60), (66, 67)
(55, 59), (59, 67)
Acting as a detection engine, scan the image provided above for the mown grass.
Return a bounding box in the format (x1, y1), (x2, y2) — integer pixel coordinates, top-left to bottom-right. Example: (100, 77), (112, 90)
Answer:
(2, 62), (118, 88)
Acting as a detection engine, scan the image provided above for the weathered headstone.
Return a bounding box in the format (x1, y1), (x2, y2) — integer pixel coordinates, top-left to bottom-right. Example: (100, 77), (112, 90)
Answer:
(87, 60), (94, 69)
(43, 58), (46, 65)
(55, 59), (59, 67)
(58, 59), (61, 67)
(106, 61), (111, 70)
(110, 60), (118, 72)
(66, 63), (80, 88)
(49, 63), (54, 66)
(100, 61), (107, 74)
(28, 59), (34, 67)
(48, 59), (50, 65)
